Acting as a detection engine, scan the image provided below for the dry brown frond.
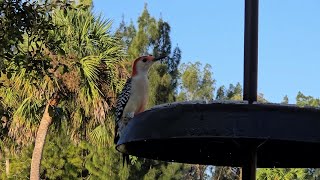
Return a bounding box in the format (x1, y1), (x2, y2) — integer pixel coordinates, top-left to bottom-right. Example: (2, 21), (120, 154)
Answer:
(61, 69), (80, 93)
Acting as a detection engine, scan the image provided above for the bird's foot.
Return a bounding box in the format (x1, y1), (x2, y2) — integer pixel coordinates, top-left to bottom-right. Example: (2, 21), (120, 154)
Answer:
(120, 113), (134, 130)
(122, 112), (134, 125)
(127, 112), (135, 119)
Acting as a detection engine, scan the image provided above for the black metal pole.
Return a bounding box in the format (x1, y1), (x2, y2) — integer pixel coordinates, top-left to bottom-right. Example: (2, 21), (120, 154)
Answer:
(243, 0), (259, 179)
(242, 148), (257, 180)
(243, 0), (259, 104)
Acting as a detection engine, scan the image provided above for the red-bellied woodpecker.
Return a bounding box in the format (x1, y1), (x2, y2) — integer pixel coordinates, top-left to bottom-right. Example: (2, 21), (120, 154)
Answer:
(114, 55), (166, 163)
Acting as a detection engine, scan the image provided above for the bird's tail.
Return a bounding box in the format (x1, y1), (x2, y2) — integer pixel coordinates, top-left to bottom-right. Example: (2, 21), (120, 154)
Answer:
(114, 135), (119, 145)
(122, 153), (130, 166)
(114, 124), (119, 144)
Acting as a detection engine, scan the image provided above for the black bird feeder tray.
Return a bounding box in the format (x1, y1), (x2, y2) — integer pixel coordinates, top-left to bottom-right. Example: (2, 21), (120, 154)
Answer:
(116, 0), (320, 179)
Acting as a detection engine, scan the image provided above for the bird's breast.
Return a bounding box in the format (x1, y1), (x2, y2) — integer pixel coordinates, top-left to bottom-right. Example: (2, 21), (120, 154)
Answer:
(127, 75), (149, 113)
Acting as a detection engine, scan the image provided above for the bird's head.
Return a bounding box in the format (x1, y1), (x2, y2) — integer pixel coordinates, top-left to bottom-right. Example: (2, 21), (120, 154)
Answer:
(131, 55), (166, 76)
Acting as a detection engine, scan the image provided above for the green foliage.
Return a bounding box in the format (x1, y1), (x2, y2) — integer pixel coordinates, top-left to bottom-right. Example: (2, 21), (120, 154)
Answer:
(3, 144), (32, 179)
(281, 95), (289, 104)
(1, 126), (130, 180)
(128, 160), (187, 180)
(216, 86), (226, 100)
(139, 162), (186, 180)
(41, 129), (83, 179)
(216, 83), (243, 101)
(83, 142), (129, 180)
(168, 47), (182, 88)
(126, 4), (157, 59)
(85, 124), (129, 179)
(116, 18), (137, 53)
(147, 19), (181, 107)
(157, 163), (187, 180)
(296, 91), (320, 107)
(0, 0), (55, 69)
(179, 62), (215, 101)
(226, 83), (242, 100)
(215, 82), (267, 102)
(152, 19), (171, 58)
(148, 63), (175, 106)
(0, 125), (84, 179)
(257, 168), (310, 180)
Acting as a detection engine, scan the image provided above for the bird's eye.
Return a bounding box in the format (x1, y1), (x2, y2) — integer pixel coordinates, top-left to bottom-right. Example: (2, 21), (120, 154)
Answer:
(142, 58), (147, 62)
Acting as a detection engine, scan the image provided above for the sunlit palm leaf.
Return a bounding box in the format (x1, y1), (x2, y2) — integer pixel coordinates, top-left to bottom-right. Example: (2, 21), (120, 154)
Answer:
(10, 97), (44, 146)
(88, 125), (108, 147)
(80, 55), (100, 84)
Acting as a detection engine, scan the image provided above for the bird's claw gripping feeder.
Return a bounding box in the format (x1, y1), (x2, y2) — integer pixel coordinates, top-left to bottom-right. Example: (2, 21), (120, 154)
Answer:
(116, 0), (320, 180)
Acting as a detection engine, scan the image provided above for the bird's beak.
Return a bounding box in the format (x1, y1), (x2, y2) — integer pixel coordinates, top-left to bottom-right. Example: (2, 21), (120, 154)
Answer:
(153, 55), (167, 62)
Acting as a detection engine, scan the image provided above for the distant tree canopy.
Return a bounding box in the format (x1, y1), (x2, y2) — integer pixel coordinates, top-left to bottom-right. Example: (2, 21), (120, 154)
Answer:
(296, 91), (320, 107)
(177, 62), (215, 102)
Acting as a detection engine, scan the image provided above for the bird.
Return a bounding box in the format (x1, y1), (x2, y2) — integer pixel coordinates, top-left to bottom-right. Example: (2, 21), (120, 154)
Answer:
(114, 55), (166, 165)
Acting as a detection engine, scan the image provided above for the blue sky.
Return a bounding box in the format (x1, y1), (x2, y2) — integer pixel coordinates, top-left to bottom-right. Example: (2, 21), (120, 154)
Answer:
(93, 0), (320, 103)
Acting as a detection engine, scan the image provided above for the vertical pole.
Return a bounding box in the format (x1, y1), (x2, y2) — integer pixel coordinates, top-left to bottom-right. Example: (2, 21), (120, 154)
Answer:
(243, 0), (259, 104)
(242, 148), (257, 180)
(243, 0), (258, 179)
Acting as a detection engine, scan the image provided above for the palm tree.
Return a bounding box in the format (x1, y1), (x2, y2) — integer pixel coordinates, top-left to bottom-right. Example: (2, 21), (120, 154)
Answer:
(0, 2), (126, 179)
(33, 7), (125, 179)
(50, 3), (128, 143)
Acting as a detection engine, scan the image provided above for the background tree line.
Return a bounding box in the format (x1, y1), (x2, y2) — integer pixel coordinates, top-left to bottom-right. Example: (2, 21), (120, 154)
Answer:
(0, 0), (319, 179)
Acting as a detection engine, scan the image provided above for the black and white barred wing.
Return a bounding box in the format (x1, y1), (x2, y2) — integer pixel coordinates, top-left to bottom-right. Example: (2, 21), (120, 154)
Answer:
(114, 78), (132, 144)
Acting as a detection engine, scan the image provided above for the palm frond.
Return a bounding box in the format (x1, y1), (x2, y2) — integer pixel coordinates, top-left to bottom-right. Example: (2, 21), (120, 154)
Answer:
(9, 97), (44, 146)
(88, 125), (108, 147)
(80, 55), (101, 86)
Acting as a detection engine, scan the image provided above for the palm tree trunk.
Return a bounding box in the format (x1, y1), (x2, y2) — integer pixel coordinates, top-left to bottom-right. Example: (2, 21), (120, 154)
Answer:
(30, 101), (56, 180)
(6, 157), (9, 176)
(4, 147), (9, 176)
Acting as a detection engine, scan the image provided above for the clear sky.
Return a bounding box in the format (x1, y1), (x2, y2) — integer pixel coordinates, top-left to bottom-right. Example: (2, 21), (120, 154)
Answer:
(93, 0), (320, 104)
